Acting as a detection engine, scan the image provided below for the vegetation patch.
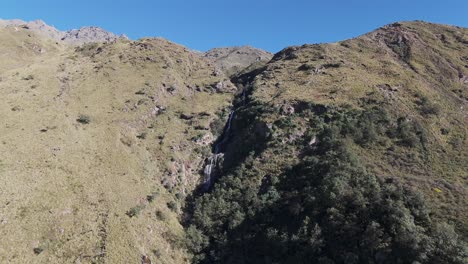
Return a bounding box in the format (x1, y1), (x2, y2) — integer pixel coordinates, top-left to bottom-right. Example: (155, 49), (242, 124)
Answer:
(185, 101), (466, 264)
(76, 114), (91, 124)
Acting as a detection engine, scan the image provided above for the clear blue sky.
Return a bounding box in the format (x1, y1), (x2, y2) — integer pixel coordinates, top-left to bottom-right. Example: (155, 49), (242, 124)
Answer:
(1, 0), (467, 52)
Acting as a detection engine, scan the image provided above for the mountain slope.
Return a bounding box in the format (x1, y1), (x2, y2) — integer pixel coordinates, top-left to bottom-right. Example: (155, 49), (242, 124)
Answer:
(0, 19), (124, 45)
(0, 20), (466, 264)
(0, 27), (236, 263)
(186, 21), (468, 263)
(203, 46), (273, 76)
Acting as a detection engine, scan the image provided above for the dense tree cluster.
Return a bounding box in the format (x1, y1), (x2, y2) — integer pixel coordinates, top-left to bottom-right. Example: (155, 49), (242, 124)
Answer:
(186, 102), (466, 264)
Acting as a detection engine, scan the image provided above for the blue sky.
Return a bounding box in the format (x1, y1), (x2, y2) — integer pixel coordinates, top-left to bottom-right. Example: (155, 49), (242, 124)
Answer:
(1, 0), (467, 52)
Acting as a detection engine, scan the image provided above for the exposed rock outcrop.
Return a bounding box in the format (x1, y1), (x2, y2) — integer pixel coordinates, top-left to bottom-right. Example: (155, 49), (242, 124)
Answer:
(0, 19), (125, 45)
(204, 46), (273, 76)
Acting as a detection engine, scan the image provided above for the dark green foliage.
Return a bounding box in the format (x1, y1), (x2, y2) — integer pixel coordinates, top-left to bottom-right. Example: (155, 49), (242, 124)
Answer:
(136, 132), (147, 139)
(274, 116), (296, 129)
(210, 111), (230, 138)
(186, 102), (466, 264)
(392, 118), (425, 148)
(449, 134), (465, 150)
(147, 192), (159, 203)
(155, 210), (166, 221)
(418, 96), (441, 116)
(298, 63), (315, 71)
(126, 205), (144, 217)
(75, 42), (100, 57)
(191, 133), (205, 141)
(33, 247), (44, 255)
(166, 86), (176, 93)
(344, 107), (391, 146)
(322, 63), (341, 68)
(167, 201), (178, 212)
(219, 101), (274, 169)
(76, 114), (91, 124)
(135, 89), (146, 95)
(185, 225), (210, 260)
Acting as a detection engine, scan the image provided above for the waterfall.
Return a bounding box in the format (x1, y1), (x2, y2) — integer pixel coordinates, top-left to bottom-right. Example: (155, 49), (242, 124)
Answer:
(214, 111), (235, 154)
(202, 153), (222, 189)
(203, 110), (235, 190)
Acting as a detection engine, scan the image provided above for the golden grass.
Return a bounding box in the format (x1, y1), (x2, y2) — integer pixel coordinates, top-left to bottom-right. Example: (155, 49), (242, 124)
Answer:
(0, 29), (233, 263)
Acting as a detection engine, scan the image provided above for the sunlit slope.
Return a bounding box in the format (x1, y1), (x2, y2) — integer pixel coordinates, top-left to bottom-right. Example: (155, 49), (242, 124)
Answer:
(237, 20), (468, 228)
(186, 21), (468, 263)
(0, 30), (233, 263)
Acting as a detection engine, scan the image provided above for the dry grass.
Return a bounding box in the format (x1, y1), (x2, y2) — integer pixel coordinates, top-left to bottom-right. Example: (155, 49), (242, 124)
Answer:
(0, 28), (233, 263)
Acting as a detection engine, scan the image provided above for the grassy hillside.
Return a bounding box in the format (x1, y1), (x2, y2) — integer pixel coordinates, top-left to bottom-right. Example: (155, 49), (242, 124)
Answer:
(0, 21), (466, 264)
(0, 27), (235, 263)
(186, 21), (468, 263)
(244, 21), (468, 223)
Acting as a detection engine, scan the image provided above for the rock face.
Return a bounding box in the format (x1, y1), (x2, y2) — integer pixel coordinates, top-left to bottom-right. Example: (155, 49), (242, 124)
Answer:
(204, 46), (273, 76)
(61, 26), (126, 45)
(0, 19), (124, 45)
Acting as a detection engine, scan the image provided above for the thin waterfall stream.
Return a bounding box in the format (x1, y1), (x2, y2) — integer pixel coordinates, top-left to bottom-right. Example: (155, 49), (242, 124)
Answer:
(202, 110), (235, 190)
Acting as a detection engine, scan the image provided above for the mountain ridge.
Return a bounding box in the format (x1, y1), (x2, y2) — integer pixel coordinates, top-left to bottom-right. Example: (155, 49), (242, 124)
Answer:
(0, 18), (126, 45)
(0, 19), (466, 264)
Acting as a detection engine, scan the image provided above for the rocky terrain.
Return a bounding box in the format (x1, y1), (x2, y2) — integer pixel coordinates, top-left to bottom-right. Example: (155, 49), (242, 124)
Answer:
(203, 46), (273, 76)
(0, 19), (125, 45)
(0, 19), (466, 264)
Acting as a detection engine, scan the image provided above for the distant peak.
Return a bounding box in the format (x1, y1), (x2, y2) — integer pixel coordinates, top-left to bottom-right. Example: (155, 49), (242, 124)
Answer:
(31, 19), (46, 25)
(61, 26), (122, 44)
(204, 45), (273, 76)
(0, 18), (123, 45)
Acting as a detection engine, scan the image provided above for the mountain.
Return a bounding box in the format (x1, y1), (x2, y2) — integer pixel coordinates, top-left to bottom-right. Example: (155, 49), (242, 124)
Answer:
(187, 21), (468, 263)
(203, 46), (273, 76)
(0, 20), (466, 264)
(0, 19), (125, 44)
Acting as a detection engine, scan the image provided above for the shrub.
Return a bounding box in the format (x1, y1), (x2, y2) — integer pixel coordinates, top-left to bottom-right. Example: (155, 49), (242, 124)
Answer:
(147, 192), (158, 202)
(77, 115), (91, 124)
(210, 112), (229, 137)
(396, 118), (420, 147)
(136, 132), (147, 139)
(126, 205), (144, 217)
(167, 201), (178, 212)
(419, 97), (441, 116)
(76, 42), (100, 57)
(155, 210), (166, 221)
(33, 247), (44, 255)
(185, 103), (465, 263)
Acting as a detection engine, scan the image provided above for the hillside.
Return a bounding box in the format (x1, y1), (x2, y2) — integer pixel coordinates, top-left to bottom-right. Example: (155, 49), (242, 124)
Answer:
(0, 20), (466, 264)
(0, 24), (236, 263)
(0, 19), (125, 44)
(203, 46), (273, 76)
(186, 21), (468, 263)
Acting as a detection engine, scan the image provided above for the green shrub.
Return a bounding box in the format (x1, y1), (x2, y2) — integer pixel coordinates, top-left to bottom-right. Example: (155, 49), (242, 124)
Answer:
(33, 247), (44, 255)
(155, 210), (166, 221)
(126, 205), (144, 218)
(147, 192), (158, 202)
(393, 118), (421, 147)
(167, 201), (178, 212)
(185, 102), (465, 264)
(77, 115), (91, 124)
(419, 97), (441, 116)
